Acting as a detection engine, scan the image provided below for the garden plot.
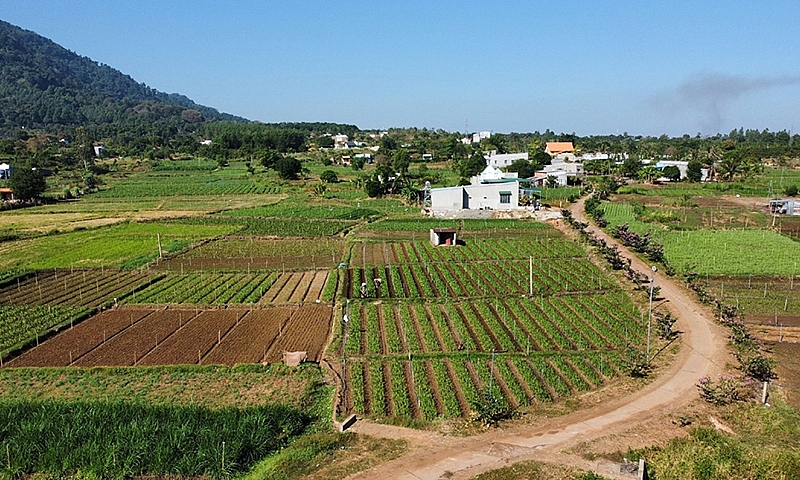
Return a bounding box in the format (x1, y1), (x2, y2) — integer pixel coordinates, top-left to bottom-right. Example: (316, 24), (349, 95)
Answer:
(157, 237), (345, 271)
(0, 270), (156, 307)
(4, 305), (332, 368)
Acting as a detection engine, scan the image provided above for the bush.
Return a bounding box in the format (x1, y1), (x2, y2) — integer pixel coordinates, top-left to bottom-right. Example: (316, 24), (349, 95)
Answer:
(319, 170), (338, 183)
(697, 375), (753, 405)
(276, 157), (302, 180)
(471, 388), (516, 427)
(785, 184), (798, 197)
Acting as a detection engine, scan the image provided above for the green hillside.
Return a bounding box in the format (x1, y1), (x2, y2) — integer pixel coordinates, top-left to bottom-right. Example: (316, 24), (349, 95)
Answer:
(0, 19), (243, 134)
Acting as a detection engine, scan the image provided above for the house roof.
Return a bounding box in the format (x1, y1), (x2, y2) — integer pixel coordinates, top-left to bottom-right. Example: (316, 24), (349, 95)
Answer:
(499, 190), (512, 195)
(545, 142), (575, 155)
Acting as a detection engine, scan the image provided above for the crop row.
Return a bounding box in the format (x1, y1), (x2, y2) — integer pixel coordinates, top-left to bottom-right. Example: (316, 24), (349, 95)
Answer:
(350, 238), (586, 267)
(125, 273), (278, 305)
(344, 352), (624, 420)
(7, 305), (332, 368)
(0, 270), (156, 308)
(0, 306), (89, 355)
(342, 295), (643, 356)
(126, 271), (334, 305)
(344, 258), (613, 299)
(94, 177), (281, 197)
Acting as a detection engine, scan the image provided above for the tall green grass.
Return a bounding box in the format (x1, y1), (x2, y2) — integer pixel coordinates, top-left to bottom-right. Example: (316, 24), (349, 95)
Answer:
(0, 400), (313, 478)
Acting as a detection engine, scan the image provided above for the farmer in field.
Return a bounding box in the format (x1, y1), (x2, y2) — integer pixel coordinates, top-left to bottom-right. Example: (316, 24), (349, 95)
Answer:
(360, 282), (368, 298)
(373, 277), (382, 296)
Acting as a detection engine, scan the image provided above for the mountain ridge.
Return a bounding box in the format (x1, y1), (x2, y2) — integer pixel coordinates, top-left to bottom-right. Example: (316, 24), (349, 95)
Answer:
(0, 19), (245, 135)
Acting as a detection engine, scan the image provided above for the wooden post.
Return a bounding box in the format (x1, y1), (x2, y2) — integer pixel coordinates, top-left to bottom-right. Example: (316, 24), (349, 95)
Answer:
(762, 381), (769, 404)
(157, 233), (163, 259)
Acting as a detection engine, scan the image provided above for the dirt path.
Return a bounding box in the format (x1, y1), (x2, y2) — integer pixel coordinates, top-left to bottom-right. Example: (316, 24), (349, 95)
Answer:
(346, 197), (730, 480)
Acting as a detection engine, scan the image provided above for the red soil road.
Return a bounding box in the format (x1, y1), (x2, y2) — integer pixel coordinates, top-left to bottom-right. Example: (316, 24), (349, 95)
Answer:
(265, 304), (332, 362)
(202, 307), (294, 365)
(138, 309), (245, 365)
(6, 308), (154, 367)
(346, 197), (729, 480)
(74, 309), (198, 367)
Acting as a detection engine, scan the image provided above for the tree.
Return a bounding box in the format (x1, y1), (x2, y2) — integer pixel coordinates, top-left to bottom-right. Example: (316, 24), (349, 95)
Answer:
(530, 149), (552, 167)
(392, 149), (411, 175)
(260, 149), (283, 169)
(545, 175), (559, 188)
(506, 159), (537, 178)
(687, 159), (703, 182)
(460, 151), (487, 178)
(351, 156), (365, 170)
(8, 166), (46, 201)
(662, 165), (681, 182)
(620, 157), (642, 178)
(275, 157), (302, 180)
(320, 170), (338, 183)
(785, 184), (799, 197)
(638, 164), (659, 183)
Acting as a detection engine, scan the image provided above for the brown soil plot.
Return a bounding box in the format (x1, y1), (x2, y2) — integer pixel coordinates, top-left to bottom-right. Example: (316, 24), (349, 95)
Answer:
(6, 308), (154, 367)
(202, 307), (294, 365)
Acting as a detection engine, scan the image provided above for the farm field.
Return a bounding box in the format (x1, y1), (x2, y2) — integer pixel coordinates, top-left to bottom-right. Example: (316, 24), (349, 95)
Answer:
(702, 276), (800, 326)
(336, 223), (647, 422)
(4, 305), (332, 368)
(157, 237), (345, 271)
(0, 221), (237, 270)
(354, 218), (561, 241)
(344, 238), (612, 300)
(125, 270), (334, 305)
(600, 201), (800, 276)
(0, 269), (156, 307)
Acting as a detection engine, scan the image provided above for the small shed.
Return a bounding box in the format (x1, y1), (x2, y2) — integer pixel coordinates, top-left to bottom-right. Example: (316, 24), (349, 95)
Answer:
(0, 188), (13, 201)
(770, 199), (798, 215)
(430, 228), (457, 246)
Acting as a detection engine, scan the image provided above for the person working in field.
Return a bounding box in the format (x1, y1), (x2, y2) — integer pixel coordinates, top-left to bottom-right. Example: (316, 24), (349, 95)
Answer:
(373, 277), (382, 296)
(360, 282), (368, 298)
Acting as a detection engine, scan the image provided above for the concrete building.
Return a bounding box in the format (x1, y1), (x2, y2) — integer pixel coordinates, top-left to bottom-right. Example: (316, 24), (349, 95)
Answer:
(431, 166), (526, 211)
(486, 151), (529, 168)
(544, 160), (583, 176)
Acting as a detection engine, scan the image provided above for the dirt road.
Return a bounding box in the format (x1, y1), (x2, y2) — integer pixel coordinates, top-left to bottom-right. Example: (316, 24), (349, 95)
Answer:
(346, 197), (730, 480)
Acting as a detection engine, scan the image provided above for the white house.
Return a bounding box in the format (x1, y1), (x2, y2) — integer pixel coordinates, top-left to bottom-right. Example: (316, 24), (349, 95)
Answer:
(537, 170), (569, 187)
(431, 182), (519, 211)
(485, 151), (528, 168)
(93, 145), (105, 157)
(543, 161), (583, 175)
(431, 166), (535, 212)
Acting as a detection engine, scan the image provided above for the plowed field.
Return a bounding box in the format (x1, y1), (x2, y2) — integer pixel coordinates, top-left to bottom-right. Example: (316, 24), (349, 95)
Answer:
(6, 308), (154, 367)
(5, 306), (332, 367)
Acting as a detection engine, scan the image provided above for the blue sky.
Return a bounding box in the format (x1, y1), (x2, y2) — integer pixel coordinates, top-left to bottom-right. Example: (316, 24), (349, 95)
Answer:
(3, 1), (800, 136)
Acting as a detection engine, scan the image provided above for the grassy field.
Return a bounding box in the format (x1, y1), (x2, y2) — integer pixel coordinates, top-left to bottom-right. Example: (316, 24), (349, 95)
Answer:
(0, 364), (331, 479)
(0, 221), (237, 270)
(601, 201), (800, 276)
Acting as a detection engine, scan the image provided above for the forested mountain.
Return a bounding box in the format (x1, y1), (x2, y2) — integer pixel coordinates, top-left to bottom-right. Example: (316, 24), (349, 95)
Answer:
(0, 19), (243, 135)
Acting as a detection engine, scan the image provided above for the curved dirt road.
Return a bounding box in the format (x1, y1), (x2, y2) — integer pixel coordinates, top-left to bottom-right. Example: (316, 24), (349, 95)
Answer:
(347, 197), (729, 480)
